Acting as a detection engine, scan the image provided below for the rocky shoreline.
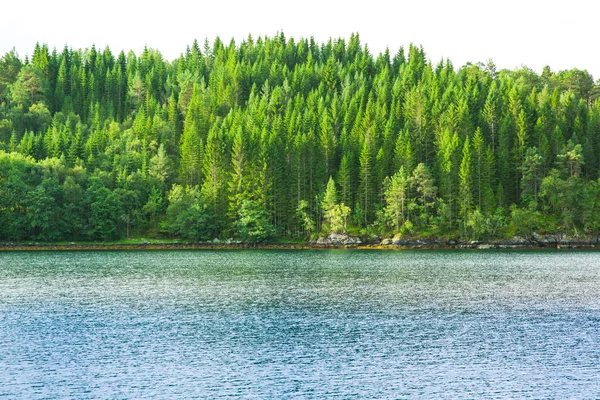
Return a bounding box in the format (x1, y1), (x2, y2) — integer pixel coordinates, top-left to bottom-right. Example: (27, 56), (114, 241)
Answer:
(1, 232), (600, 251)
(311, 232), (600, 249)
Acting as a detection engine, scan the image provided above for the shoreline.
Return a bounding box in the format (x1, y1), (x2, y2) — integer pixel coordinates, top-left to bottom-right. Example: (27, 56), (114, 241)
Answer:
(1, 241), (600, 251)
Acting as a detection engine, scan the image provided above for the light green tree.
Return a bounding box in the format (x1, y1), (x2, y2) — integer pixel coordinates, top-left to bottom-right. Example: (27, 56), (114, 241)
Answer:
(384, 166), (410, 234)
(459, 136), (473, 234)
(321, 177), (350, 233)
(296, 199), (315, 237)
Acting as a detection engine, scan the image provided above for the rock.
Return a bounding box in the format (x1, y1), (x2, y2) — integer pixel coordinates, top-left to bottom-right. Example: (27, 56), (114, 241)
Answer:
(510, 236), (529, 244)
(213, 238), (220, 243)
(448, 240), (457, 245)
(381, 238), (393, 245)
(141, 238), (149, 245)
(316, 233), (361, 245)
(350, 237), (362, 244)
(544, 233), (562, 244)
(391, 234), (407, 245)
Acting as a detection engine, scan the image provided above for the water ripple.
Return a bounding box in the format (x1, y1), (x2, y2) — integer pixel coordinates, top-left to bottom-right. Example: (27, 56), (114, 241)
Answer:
(1, 249), (600, 398)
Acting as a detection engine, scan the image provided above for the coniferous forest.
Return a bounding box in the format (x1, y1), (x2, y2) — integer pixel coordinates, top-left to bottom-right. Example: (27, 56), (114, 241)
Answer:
(1, 33), (600, 243)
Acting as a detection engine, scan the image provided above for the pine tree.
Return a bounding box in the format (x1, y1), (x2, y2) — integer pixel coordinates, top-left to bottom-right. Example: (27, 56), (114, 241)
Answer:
(384, 166), (410, 233)
(482, 81), (498, 152)
(472, 128), (485, 209)
(520, 147), (544, 205)
(358, 137), (374, 227)
(9, 130), (19, 153)
(437, 127), (459, 226)
(201, 124), (226, 227)
(229, 127), (248, 221)
(411, 163), (436, 226)
(319, 112), (337, 179)
(179, 84), (204, 186)
(337, 154), (353, 206)
(458, 136), (473, 233)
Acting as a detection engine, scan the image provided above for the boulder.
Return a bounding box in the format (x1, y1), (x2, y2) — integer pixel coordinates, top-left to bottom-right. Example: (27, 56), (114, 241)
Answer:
(316, 233), (362, 245)
(510, 236), (529, 244)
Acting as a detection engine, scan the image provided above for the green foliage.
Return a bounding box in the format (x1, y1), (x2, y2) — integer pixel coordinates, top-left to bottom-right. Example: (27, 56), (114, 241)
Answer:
(458, 136), (473, 235)
(465, 208), (506, 241)
(27, 178), (64, 241)
(0, 49), (22, 95)
(85, 176), (123, 240)
(1, 36), (600, 243)
(296, 199), (315, 237)
(163, 185), (215, 241)
(234, 200), (276, 243)
(383, 167), (410, 233)
(410, 163), (436, 226)
(321, 177), (351, 234)
(557, 140), (584, 177)
(10, 65), (49, 109)
(509, 205), (552, 240)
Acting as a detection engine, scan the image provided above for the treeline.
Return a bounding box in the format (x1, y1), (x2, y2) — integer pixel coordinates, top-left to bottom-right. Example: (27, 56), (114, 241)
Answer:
(1, 33), (600, 242)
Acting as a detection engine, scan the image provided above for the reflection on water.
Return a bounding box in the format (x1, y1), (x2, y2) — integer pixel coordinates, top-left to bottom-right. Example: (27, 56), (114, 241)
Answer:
(1, 250), (600, 398)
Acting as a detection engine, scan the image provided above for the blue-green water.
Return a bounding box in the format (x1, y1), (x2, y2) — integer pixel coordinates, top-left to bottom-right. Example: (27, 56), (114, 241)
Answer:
(1, 250), (600, 398)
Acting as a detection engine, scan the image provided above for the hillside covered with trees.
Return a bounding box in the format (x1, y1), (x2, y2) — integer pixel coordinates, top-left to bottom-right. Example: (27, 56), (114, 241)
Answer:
(1, 33), (600, 243)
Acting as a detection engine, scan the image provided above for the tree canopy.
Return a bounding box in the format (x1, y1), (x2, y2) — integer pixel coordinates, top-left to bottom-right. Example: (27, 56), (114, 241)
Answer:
(1, 35), (600, 242)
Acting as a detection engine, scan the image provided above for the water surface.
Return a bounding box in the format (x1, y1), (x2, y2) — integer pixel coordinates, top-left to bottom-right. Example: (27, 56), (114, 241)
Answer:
(1, 250), (599, 398)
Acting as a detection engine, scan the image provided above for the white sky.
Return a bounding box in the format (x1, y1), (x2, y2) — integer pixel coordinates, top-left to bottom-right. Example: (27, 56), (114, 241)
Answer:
(1, 0), (599, 79)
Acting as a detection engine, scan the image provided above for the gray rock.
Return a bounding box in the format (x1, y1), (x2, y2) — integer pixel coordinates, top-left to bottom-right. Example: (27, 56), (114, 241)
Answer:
(510, 236), (529, 243)
(317, 233), (361, 245)
(544, 233), (563, 243)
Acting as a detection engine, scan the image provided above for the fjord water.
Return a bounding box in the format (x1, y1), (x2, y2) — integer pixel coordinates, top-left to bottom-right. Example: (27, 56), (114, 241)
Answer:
(1, 250), (600, 398)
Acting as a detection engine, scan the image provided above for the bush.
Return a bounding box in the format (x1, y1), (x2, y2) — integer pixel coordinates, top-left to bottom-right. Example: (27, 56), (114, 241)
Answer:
(164, 185), (216, 241)
(234, 200), (276, 243)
